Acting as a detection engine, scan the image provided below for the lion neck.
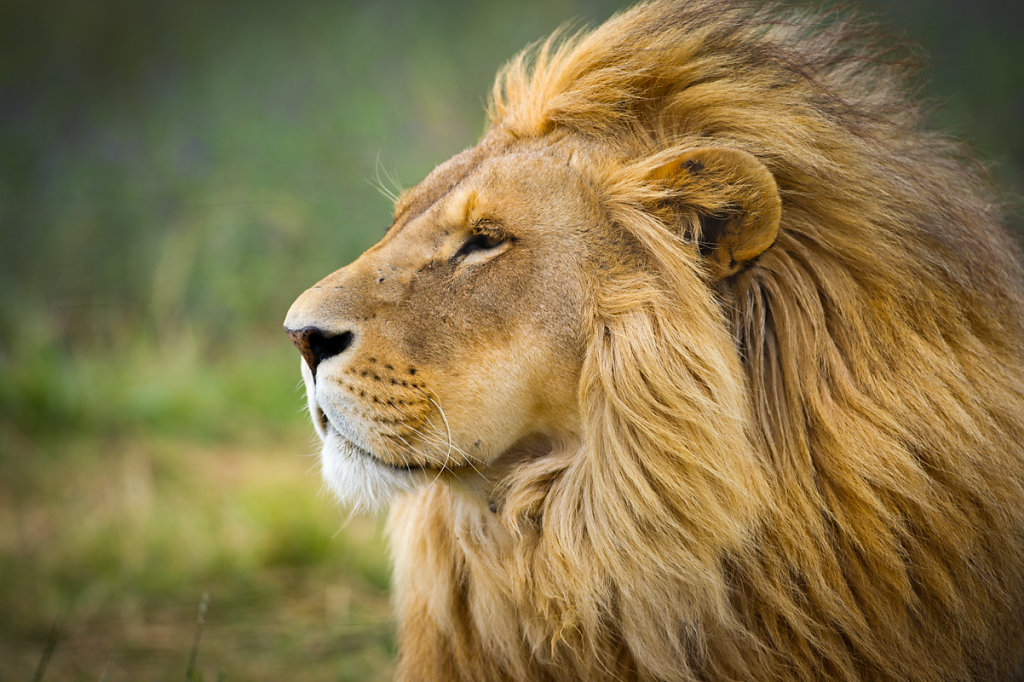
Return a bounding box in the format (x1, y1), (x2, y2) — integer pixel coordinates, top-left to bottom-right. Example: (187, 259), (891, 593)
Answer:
(445, 431), (564, 514)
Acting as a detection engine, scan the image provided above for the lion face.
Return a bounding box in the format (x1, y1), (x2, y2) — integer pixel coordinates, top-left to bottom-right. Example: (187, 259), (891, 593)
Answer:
(285, 142), (611, 507)
(287, 135), (783, 509)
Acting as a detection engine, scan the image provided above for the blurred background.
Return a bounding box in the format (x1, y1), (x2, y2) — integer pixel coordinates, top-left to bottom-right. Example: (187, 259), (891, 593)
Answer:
(0, 0), (1020, 679)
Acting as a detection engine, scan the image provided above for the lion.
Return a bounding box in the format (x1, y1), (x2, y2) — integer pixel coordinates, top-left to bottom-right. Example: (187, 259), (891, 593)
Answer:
(284, 1), (1024, 680)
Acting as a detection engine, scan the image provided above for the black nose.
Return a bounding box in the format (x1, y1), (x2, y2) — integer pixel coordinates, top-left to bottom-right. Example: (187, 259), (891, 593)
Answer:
(287, 326), (354, 377)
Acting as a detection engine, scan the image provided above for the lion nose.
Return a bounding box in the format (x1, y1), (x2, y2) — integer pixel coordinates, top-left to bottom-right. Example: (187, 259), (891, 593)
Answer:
(286, 326), (354, 377)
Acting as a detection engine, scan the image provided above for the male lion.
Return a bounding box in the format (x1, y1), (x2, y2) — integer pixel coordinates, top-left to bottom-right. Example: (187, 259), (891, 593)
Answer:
(285, 2), (1024, 680)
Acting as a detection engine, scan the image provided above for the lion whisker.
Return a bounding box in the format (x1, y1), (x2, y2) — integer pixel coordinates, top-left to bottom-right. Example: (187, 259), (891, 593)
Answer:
(368, 149), (402, 204)
(419, 411), (489, 481)
(379, 424), (437, 469)
(379, 422), (455, 471)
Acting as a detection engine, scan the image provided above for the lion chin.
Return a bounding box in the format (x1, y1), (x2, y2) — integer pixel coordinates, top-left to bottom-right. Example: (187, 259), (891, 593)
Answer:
(319, 428), (422, 511)
(285, 1), (1024, 680)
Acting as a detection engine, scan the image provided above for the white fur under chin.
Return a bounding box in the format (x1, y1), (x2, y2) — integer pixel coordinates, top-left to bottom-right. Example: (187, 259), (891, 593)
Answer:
(320, 430), (422, 512)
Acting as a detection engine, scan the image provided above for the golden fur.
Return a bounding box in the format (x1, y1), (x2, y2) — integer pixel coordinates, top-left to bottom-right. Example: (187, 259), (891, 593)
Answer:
(286, 1), (1024, 679)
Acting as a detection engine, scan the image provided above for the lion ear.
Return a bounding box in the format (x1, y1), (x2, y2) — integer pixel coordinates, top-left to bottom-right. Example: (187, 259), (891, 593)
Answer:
(648, 147), (781, 279)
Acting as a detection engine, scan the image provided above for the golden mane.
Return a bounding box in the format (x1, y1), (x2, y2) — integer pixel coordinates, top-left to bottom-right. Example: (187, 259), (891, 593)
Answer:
(391, 1), (1024, 679)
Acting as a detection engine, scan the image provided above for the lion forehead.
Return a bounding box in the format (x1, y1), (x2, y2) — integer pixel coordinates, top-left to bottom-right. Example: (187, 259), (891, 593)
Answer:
(398, 146), (601, 232)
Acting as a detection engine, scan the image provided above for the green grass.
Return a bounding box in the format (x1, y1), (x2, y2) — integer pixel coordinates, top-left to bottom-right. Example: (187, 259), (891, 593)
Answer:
(0, 423), (396, 681)
(0, 320), (304, 442)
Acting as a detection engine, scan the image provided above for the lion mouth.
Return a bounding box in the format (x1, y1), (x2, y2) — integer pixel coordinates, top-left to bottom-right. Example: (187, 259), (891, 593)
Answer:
(315, 405), (330, 434)
(316, 405), (427, 473)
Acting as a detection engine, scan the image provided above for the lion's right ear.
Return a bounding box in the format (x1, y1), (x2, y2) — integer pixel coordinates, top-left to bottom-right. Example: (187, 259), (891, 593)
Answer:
(647, 147), (781, 279)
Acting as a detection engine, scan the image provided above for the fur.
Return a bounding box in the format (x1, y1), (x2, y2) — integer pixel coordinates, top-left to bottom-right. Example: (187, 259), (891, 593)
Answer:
(288, 1), (1024, 679)
(399, 2), (1024, 679)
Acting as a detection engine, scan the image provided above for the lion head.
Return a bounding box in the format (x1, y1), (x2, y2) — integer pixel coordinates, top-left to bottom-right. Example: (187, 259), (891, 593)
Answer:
(286, 2), (1024, 680)
(284, 137), (773, 514)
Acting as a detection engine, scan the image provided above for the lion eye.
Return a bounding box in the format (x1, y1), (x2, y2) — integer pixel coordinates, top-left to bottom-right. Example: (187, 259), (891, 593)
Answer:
(456, 231), (506, 258)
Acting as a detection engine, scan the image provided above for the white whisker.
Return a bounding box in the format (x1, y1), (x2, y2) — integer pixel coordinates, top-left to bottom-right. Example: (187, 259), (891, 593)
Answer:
(368, 149), (402, 204)
(421, 395), (488, 480)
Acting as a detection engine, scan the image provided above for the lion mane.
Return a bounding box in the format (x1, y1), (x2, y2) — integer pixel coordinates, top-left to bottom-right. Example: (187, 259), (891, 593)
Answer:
(375, 2), (1024, 680)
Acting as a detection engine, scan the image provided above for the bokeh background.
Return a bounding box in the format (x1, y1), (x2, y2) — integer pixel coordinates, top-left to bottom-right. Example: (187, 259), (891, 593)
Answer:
(1, 0), (1021, 679)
